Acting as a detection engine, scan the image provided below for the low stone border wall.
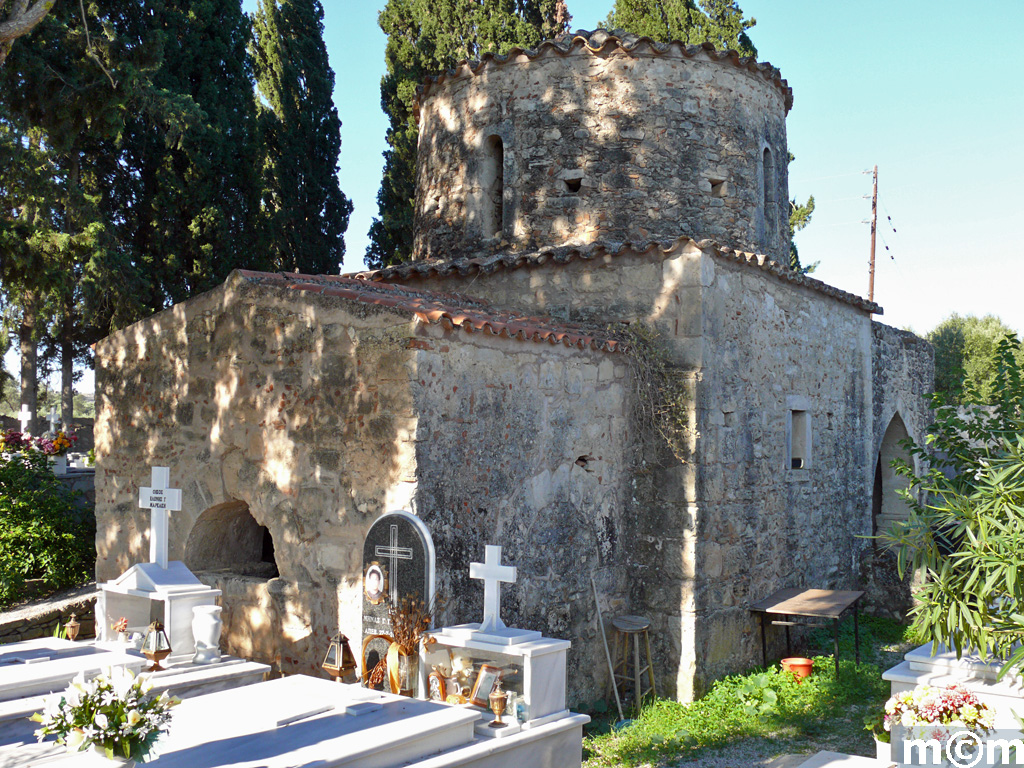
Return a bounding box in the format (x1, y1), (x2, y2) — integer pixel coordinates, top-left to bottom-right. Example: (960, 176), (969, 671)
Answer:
(0, 583), (98, 644)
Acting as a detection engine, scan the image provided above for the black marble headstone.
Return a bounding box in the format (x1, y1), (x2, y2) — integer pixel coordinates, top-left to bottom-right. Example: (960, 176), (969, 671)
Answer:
(361, 511), (434, 689)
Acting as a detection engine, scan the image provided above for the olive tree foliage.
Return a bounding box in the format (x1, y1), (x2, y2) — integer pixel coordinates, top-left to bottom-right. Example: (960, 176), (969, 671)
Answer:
(0, 0), (55, 67)
(926, 314), (1024, 405)
(880, 334), (1024, 675)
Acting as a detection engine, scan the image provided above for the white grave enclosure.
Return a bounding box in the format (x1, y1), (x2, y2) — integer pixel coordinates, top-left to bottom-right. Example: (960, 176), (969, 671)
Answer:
(883, 642), (1024, 734)
(8, 675), (589, 768)
(97, 467), (220, 661)
(0, 638), (145, 703)
(423, 544), (580, 748)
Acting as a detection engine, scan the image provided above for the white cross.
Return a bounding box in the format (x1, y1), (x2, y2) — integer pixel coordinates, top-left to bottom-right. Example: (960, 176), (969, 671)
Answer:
(375, 524), (413, 605)
(18, 404), (31, 434)
(138, 467), (183, 570)
(469, 545), (516, 633)
(47, 408), (59, 435)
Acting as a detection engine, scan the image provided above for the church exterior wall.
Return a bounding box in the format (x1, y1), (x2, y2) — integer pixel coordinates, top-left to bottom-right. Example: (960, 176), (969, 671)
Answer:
(93, 273), (631, 702)
(370, 245), (926, 699)
(414, 40), (791, 264)
(692, 254), (877, 688)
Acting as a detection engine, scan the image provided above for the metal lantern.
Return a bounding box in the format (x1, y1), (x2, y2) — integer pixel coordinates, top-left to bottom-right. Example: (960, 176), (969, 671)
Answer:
(64, 613), (80, 642)
(142, 621), (172, 671)
(323, 633), (357, 683)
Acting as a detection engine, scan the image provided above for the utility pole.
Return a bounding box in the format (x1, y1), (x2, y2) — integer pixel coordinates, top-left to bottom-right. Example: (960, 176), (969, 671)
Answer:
(868, 165), (878, 304)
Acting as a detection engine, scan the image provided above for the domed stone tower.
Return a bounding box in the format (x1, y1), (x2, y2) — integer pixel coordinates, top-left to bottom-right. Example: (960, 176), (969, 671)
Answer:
(412, 29), (794, 265)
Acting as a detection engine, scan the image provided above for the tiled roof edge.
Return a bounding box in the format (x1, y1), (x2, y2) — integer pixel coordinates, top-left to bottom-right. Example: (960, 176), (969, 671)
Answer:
(416, 28), (793, 115)
(234, 270), (627, 354)
(349, 238), (882, 315)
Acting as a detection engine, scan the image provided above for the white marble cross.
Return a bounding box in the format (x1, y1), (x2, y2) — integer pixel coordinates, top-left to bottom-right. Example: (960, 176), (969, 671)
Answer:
(138, 467), (183, 570)
(375, 524), (413, 605)
(47, 408), (59, 434)
(470, 545), (516, 633)
(18, 404), (31, 434)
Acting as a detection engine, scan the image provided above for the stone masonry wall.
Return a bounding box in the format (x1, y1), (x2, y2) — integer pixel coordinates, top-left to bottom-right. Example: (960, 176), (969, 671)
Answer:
(388, 244), (706, 700)
(693, 254), (876, 687)
(372, 243), (907, 699)
(94, 273), (631, 705)
(414, 39), (790, 264)
(859, 322), (934, 620)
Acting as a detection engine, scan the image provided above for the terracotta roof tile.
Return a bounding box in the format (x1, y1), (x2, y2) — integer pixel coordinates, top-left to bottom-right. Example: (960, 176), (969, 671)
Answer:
(234, 270), (627, 354)
(417, 28), (793, 115)
(349, 237), (882, 315)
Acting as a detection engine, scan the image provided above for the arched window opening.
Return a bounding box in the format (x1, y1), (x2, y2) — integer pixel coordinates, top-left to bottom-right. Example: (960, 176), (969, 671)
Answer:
(761, 147), (774, 246)
(872, 413), (913, 541)
(185, 500), (279, 579)
(481, 135), (504, 239)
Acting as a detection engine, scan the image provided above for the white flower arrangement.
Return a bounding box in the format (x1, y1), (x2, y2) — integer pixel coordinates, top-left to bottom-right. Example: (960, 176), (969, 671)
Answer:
(31, 667), (179, 762)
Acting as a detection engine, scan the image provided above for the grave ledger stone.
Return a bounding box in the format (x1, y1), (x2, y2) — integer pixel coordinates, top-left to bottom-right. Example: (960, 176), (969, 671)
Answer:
(360, 511), (436, 690)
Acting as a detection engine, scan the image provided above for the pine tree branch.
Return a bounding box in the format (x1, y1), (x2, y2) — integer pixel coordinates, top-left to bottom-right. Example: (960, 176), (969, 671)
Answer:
(0, 0), (55, 67)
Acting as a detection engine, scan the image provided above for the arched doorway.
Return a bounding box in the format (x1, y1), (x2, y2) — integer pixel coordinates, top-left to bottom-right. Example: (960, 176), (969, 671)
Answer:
(184, 500), (279, 578)
(872, 413), (913, 539)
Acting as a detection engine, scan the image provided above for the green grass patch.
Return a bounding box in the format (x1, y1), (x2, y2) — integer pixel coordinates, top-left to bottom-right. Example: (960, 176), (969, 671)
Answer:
(583, 616), (922, 767)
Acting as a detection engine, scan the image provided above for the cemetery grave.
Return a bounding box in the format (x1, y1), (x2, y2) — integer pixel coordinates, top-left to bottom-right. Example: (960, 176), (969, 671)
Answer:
(0, 465), (589, 767)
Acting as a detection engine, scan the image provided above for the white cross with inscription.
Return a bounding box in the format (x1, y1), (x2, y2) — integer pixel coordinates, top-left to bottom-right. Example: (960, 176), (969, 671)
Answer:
(470, 545), (516, 633)
(138, 467), (183, 570)
(18, 404), (31, 435)
(47, 408), (59, 435)
(375, 524), (413, 605)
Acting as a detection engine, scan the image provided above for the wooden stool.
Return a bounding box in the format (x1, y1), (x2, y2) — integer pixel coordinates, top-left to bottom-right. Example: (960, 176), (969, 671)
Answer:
(609, 615), (656, 708)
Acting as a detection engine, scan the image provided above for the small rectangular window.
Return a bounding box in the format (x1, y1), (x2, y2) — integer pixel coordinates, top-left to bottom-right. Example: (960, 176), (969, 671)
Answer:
(788, 409), (810, 469)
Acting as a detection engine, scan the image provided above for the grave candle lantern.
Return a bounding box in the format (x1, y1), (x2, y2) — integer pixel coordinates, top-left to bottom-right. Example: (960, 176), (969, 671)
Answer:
(323, 633), (357, 683)
(142, 621), (172, 671)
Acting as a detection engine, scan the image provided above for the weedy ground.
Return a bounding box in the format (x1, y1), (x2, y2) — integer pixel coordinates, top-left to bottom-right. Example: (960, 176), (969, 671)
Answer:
(583, 616), (922, 768)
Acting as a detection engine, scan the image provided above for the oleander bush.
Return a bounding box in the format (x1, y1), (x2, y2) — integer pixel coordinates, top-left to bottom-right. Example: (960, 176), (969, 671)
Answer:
(880, 333), (1024, 671)
(0, 451), (95, 607)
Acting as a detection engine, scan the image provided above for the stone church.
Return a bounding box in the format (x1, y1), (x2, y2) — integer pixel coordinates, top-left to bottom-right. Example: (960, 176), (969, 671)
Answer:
(93, 30), (933, 703)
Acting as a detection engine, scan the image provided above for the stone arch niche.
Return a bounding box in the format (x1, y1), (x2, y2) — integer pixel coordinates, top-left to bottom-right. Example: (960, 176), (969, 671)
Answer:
(184, 499), (280, 579)
(872, 412), (914, 539)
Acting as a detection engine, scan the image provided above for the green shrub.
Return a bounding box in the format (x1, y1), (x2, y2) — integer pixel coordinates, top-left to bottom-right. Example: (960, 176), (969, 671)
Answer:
(881, 333), (1024, 673)
(0, 452), (95, 607)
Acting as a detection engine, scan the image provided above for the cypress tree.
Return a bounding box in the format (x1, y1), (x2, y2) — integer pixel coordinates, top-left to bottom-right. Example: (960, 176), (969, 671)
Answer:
(605, 0), (756, 56)
(111, 0), (265, 310)
(252, 0), (352, 274)
(366, 0), (569, 269)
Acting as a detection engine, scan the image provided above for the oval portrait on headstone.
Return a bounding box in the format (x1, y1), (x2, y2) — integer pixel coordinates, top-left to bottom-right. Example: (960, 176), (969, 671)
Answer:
(363, 562), (387, 605)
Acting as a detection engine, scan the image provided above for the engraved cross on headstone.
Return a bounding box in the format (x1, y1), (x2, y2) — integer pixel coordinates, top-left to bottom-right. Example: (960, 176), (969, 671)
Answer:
(138, 467), (183, 570)
(18, 404), (31, 435)
(470, 545), (516, 633)
(375, 524), (413, 605)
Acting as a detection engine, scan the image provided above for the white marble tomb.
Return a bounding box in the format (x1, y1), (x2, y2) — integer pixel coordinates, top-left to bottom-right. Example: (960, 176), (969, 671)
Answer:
(96, 467), (220, 661)
(0, 637), (145, 703)
(9, 675), (588, 768)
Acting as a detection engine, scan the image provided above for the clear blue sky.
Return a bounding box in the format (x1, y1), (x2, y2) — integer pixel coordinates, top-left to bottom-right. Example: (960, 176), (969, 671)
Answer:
(14, 0), (1024, 395)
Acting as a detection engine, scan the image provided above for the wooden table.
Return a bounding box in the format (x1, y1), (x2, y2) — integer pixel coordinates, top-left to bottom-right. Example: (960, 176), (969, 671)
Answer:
(748, 588), (864, 674)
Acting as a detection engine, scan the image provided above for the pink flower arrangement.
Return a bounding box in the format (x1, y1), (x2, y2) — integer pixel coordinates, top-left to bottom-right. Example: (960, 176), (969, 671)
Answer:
(0, 429), (31, 452)
(33, 430), (76, 457)
(884, 683), (995, 736)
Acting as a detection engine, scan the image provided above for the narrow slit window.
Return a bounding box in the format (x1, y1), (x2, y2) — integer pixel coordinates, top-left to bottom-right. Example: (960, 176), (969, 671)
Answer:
(483, 135), (504, 238)
(762, 148), (774, 243)
(788, 409), (810, 469)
